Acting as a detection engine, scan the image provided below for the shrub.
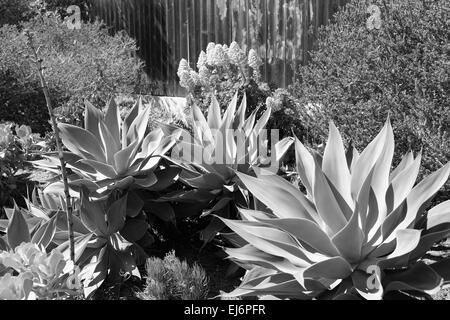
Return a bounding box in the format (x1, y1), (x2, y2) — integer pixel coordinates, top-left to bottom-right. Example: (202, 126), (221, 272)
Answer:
(138, 251), (208, 300)
(291, 0), (449, 192)
(0, 11), (146, 134)
(0, 0), (34, 26)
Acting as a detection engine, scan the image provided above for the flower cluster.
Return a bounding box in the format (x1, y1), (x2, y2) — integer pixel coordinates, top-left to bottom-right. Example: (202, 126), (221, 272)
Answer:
(0, 123), (13, 149)
(177, 41), (263, 92)
(0, 243), (78, 300)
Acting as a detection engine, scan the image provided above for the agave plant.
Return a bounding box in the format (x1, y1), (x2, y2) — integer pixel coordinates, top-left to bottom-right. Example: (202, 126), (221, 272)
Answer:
(32, 98), (181, 198)
(164, 93), (293, 242)
(220, 119), (450, 300)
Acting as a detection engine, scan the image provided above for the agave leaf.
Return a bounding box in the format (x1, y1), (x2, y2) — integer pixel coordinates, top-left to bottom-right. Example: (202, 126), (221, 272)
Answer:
(243, 107), (259, 138)
(183, 172), (226, 190)
(323, 122), (353, 209)
(312, 157), (347, 235)
(253, 173), (320, 223)
(233, 92), (247, 130)
(148, 202), (176, 224)
(145, 166), (181, 192)
(80, 189), (108, 237)
(383, 262), (442, 296)
(207, 95), (222, 130)
(389, 161), (450, 239)
(58, 233), (93, 263)
(381, 201), (407, 241)
(220, 92), (238, 130)
(429, 258), (450, 283)
(202, 197), (232, 217)
(133, 172), (158, 188)
(127, 105), (151, 144)
(253, 107), (272, 137)
(370, 120), (395, 223)
(389, 151), (415, 183)
(388, 153), (421, 212)
(84, 100), (103, 141)
(139, 128), (164, 158)
(104, 98), (121, 147)
(220, 218), (317, 268)
(6, 206), (31, 249)
(106, 195), (128, 235)
(99, 121), (120, 165)
(425, 200), (450, 230)
(31, 213), (58, 249)
(301, 257), (353, 280)
(255, 218), (341, 257)
(122, 98), (141, 147)
(331, 207), (364, 263)
(79, 159), (117, 179)
(273, 137), (294, 162)
(139, 134), (179, 171)
(376, 229), (422, 269)
(407, 224), (450, 262)
(237, 172), (315, 220)
(120, 218), (148, 242)
(58, 123), (106, 162)
(114, 139), (141, 175)
(80, 245), (108, 299)
(223, 271), (312, 299)
(350, 120), (389, 199)
(294, 137), (315, 196)
(190, 105), (213, 146)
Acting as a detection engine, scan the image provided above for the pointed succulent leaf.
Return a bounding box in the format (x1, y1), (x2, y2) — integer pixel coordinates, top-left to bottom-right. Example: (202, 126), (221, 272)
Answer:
(58, 123), (106, 162)
(7, 205), (31, 249)
(84, 100), (103, 140)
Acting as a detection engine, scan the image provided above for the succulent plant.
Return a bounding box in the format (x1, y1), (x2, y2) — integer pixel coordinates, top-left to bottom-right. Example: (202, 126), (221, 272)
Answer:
(165, 93), (293, 243)
(32, 98), (181, 199)
(0, 242), (78, 300)
(0, 189), (147, 298)
(220, 119), (450, 300)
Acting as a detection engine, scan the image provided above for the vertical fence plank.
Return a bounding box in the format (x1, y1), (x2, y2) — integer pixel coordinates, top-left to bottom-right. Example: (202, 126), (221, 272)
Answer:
(90, 0), (349, 96)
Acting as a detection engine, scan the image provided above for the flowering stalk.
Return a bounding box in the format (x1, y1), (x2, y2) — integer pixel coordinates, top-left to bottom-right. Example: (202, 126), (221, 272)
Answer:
(23, 30), (75, 263)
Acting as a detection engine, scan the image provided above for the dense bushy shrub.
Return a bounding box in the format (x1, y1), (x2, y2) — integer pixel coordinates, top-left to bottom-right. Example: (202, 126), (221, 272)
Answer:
(0, 11), (146, 133)
(138, 251), (209, 300)
(0, 0), (34, 26)
(292, 0), (449, 190)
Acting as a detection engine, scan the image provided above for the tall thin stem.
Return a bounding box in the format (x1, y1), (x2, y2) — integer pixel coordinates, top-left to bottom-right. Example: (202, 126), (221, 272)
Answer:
(24, 30), (75, 263)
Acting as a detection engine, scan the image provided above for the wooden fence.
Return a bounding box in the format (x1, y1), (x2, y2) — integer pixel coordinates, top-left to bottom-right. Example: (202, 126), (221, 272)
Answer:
(90, 0), (349, 96)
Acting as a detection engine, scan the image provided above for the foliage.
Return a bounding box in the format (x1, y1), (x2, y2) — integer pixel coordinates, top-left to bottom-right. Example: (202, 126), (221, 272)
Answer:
(221, 119), (450, 300)
(32, 98), (182, 199)
(165, 93), (293, 243)
(0, 188), (149, 298)
(0, 201), (80, 300)
(292, 0), (450, 192)
(0, 11), (146, 133)
(0, 0), (35, 26)
(0, 243), (80, 300)
(138, 251), (208, 300)
(0, 122), (47, 208)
